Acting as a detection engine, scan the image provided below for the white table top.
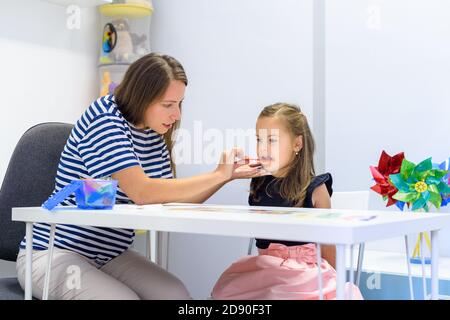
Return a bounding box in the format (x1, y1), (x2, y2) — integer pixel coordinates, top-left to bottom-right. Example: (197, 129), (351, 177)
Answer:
(12, 203), (450, 245)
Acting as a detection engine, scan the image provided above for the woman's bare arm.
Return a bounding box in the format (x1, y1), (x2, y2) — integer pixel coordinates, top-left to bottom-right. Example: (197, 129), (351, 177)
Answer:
(112, 149), (264, 205)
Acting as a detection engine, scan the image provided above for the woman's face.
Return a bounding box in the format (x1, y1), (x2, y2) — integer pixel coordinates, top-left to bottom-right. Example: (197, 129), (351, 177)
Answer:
(140, 80), (186, 134)
(256, 116), (302, 176)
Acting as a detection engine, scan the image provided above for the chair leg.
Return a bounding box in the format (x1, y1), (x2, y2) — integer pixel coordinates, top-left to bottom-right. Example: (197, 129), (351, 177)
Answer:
(247, 238), (255, 255)
(419, 233), (428, 300)
(349, 245), (355, 299)
(404, 235), (415, 300)
(146, 230), (151, 260)
(150, 230), (158, 264)
(355, 243), (365, 287)
(43, 224), (56, 300)
(25, 222), (33, 300)
(316, 243), (323, 300)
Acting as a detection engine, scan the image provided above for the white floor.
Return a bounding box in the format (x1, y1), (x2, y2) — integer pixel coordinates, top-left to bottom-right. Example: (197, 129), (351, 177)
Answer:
(0, 260), (16, 278)
(349, 248), (450, 280)
(3, 241), (449, 286)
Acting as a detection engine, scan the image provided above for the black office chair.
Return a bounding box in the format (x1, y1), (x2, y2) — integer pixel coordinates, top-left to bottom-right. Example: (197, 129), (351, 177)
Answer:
(0, 123), (73, 299)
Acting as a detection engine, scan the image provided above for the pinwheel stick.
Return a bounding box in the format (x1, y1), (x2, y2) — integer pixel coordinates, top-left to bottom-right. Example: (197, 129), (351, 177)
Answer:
(411, 232), (432, 260)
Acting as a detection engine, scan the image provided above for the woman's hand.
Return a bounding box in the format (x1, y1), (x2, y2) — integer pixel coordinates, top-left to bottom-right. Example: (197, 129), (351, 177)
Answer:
(231, 163), (270, 179)
(215, 148), (269, 181)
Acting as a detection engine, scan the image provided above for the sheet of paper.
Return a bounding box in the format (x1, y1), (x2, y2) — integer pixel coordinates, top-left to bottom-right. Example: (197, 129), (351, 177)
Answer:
(163, 204), (295, 215)
(162, 204), (378, 221)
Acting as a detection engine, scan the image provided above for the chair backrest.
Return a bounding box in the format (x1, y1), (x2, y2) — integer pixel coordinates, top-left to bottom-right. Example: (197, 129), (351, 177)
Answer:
(331, 191), (370, 210)
(0, 123), (73, 261)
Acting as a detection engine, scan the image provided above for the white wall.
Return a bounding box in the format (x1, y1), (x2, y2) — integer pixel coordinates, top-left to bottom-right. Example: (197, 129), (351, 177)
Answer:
(325, 0), (450, 253)
(150, 0), (314, 299)
(0, 0), (100, 277)
(0, 0), (100, 185)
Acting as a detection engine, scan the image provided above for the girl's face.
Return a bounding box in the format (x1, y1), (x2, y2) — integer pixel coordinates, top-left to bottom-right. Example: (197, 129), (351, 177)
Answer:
(138, 80), (186, 134)
(256, 116), (302, 176)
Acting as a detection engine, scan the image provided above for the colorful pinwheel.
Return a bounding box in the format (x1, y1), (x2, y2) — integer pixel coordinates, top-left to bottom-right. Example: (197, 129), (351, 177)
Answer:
(370, 152), (450, 264)
(370, 150), (405, 210)
(389, 157), (450, 211)
(438, 158), (450, 207)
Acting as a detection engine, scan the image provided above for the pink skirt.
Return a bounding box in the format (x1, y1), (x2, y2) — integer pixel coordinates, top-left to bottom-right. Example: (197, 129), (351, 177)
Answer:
(211, 243), (363, 300)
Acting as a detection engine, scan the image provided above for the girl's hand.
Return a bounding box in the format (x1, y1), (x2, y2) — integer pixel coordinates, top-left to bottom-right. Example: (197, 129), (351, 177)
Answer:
(215, 148), (269, 181)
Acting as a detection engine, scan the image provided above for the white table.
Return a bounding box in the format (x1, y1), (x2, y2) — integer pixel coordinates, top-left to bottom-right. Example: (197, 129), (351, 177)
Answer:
(12, 203), (450, 300)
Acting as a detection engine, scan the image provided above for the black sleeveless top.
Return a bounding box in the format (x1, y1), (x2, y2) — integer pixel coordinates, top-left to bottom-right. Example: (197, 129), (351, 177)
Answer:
(249, 173), (333, 249)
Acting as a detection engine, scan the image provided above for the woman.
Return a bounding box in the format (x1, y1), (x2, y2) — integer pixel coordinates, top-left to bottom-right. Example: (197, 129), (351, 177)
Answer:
(16, 53), (263, 300)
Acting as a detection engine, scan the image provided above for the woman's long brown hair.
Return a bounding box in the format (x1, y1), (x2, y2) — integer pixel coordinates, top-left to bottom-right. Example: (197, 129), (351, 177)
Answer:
(250, 103), (316, 207)
(114, 53), (187, 177)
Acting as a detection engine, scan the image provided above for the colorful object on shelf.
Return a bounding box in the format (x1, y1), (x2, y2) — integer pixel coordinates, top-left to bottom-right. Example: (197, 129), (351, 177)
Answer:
(112, 18), (133, 62)
(102, 22), (117, 53)
(99, 23), (116, 64)
(109, 81), (119, 94)
(100, 71), (119, 96)
(390, 157), (449, 211)
(98, 64), (128, 97)
(42, 179), (118, 211)
(100, 71), (112, 96)
(369, 150), (405, 210)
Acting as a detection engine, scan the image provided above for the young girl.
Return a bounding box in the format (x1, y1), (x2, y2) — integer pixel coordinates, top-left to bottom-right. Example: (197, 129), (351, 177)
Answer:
(211, 103), (363, 300)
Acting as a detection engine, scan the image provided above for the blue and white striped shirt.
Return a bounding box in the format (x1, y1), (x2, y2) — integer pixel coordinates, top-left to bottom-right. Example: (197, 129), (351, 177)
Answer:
(19, 95), (173, 267)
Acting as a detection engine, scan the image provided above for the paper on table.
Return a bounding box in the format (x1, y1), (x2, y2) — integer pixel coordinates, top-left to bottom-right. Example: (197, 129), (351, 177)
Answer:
(116, 204), (164, 210)
(163, 204), (294, 215)
(293, 212), (377, 221)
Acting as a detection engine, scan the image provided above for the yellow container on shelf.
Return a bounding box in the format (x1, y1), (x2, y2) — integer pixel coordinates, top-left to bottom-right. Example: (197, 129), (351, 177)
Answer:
(100, 2), (153, 18)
